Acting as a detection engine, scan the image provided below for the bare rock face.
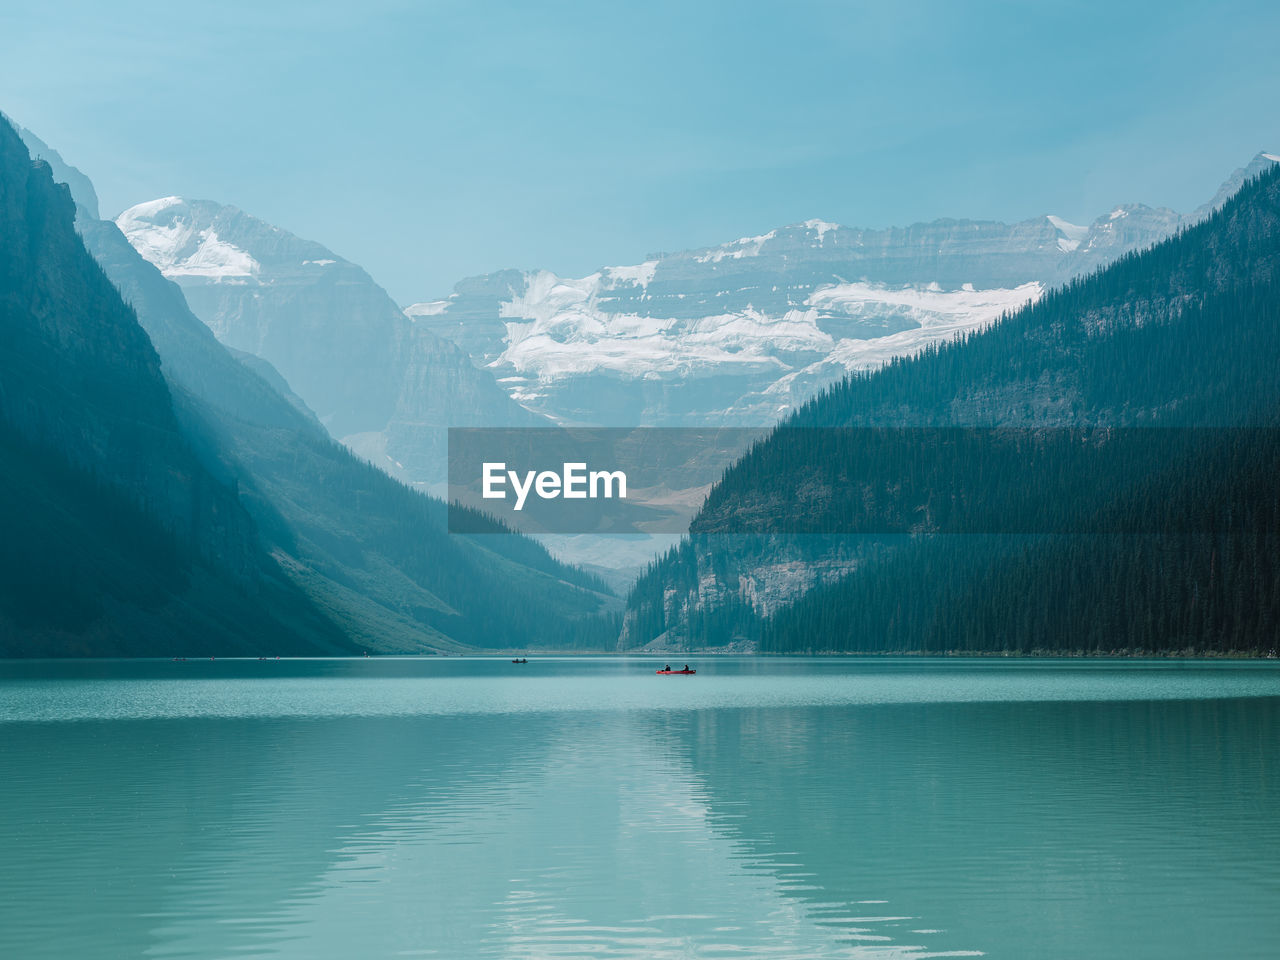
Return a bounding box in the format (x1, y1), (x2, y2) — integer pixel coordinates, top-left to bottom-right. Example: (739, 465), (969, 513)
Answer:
(117, 159), (1271, 487)
(0, 116), (354, 655)
(115, 198), (546, 485)
(0, 122), (246, 561)
(404, 200), (1196, 429)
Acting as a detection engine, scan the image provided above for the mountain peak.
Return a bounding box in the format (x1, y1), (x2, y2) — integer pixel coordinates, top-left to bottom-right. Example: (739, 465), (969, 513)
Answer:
(116, 197), (260, 280)
(1192, 150), (1280, 222)
(1046, 215), (1089, 251)
(12, 121), (100, 220)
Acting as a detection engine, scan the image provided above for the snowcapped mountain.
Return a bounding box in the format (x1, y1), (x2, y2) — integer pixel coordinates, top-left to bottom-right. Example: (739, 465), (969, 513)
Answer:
(405, 165), (1280, 427)
(116, 197), (546, 485)
(115, 156), (1276, 494)
(109, 152), (1276, 581)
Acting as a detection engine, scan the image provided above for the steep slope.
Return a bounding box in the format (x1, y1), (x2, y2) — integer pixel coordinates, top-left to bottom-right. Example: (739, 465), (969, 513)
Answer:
(1192, 152), (1280, 221)
(11, 120), (100, 219)
(0, 117), (349, 656)
(81, 196), (615, 652)
(6, 116), (614, 654)
(624, 163), (1280, 654)
(114, 198), (547, 485)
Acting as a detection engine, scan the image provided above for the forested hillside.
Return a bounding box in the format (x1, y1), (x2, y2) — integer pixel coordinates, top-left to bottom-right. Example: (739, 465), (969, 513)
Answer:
(624, 164), (1280, 655)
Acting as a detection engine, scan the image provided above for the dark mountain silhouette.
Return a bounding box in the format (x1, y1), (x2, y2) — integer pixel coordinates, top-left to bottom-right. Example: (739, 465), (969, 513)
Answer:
(1, 117), (614, 655)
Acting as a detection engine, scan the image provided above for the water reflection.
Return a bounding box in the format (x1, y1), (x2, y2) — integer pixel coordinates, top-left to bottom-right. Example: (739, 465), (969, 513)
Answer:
(0, 659), (1277, 958)
(663, 698), (1280, 959)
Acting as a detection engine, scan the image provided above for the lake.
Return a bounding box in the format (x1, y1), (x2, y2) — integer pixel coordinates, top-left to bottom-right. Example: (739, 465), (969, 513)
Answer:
(1, 657), (1277, 959)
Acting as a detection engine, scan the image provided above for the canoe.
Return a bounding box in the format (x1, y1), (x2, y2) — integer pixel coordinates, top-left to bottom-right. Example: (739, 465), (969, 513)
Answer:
(656, 669), (696, 675)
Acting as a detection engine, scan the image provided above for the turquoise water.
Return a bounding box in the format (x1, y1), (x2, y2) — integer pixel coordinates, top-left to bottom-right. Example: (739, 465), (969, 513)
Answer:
(1, 658), (1277, 959)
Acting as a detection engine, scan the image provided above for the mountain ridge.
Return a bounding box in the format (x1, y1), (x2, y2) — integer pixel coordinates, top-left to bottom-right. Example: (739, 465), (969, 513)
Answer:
(114, 195), (550, 486)
(0, 117), (354, 655)
(620, 160), (1280, 654)
(402, 156), (1274, 429)
(5, 116), (615, 655)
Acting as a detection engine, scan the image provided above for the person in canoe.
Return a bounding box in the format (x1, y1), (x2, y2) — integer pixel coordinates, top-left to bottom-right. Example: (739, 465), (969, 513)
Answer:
(664, 664), (671, 672)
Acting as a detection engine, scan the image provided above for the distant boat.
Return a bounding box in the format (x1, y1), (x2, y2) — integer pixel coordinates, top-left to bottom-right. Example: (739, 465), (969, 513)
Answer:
(512, 658), (529, 664)
(656, 668), (695, 675)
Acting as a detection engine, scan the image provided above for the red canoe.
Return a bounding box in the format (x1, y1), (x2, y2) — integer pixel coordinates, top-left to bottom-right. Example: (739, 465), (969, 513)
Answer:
(656, 669), (696, 675)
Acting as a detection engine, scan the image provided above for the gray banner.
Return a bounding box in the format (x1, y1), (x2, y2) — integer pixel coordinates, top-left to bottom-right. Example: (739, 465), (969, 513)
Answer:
(448, 426), (1279, 535)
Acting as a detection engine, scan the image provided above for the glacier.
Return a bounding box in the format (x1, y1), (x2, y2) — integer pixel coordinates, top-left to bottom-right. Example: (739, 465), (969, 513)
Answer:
(115, 197), (260, 280)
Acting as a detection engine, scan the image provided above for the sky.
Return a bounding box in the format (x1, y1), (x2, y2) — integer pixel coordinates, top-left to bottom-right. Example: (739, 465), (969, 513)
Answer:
(3, 0), (1279, 303)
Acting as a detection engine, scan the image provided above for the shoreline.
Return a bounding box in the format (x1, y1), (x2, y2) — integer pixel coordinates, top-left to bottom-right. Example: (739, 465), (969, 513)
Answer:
(1, 649), (1277, 661)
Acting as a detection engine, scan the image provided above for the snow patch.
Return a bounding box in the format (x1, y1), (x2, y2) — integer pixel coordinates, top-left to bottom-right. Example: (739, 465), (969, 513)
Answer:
(603, 260), (659, 289)
(694, 230), (777, 263)
(494, 266), (830, 378)
(404, 299), (450, 318)
(1046, 215), (1088, 252)
(116, 197), (259, 280)
(489, 267), (1041, 385)
(761, 281), (1045, 404)
(801, 219), (839, 244)
(119, 195), (185, 221)
(806, 280), (1041, 330)
(156, 230), (255, 279)
(1263, 153), (1280, 163)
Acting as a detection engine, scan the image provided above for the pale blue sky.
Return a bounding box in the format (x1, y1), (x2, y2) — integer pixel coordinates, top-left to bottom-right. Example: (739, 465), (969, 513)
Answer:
(4, 0), (1278, 302)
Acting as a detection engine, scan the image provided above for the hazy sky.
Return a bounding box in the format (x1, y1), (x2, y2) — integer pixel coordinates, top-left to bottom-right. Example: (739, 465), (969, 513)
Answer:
(4, 0), (1279, 302)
